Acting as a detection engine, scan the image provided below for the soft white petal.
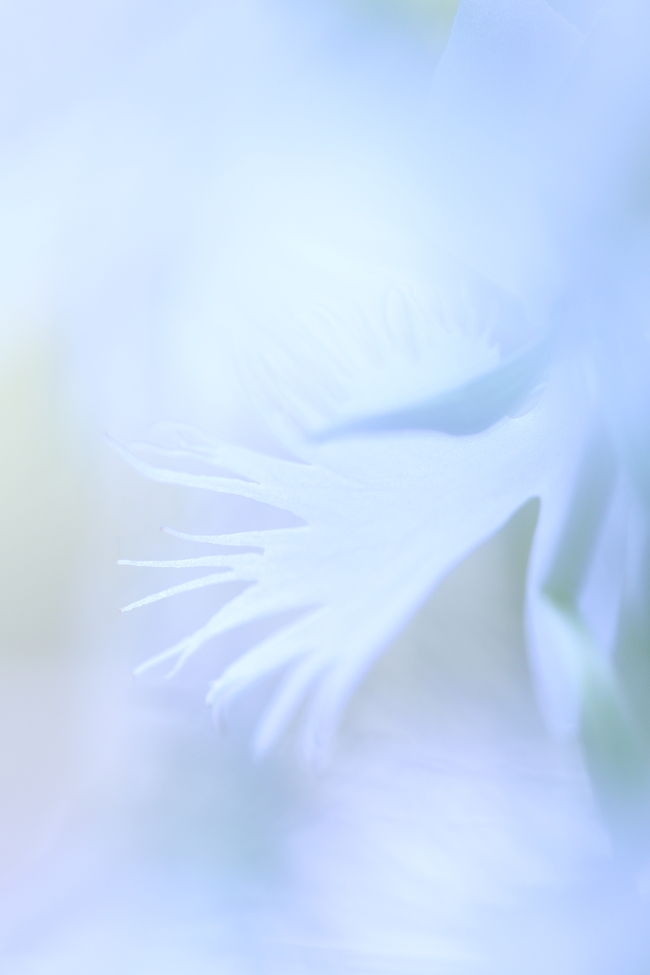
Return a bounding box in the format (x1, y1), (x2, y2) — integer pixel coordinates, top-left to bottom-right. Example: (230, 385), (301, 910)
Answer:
(127, 325), (582, 754)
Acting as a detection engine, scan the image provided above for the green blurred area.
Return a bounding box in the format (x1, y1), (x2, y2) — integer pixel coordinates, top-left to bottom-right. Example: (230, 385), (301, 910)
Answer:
(343, 0), (458, 38)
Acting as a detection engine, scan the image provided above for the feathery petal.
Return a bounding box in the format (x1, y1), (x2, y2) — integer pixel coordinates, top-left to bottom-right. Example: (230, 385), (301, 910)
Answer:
(124, 303), (583, 756)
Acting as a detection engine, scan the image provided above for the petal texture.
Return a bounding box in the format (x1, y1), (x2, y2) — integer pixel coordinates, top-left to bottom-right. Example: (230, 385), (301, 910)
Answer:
(125, 315), (581, 758)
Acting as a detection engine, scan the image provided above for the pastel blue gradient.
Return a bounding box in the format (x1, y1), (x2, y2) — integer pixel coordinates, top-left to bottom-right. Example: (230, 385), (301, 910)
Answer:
(3, 1), (650, 972)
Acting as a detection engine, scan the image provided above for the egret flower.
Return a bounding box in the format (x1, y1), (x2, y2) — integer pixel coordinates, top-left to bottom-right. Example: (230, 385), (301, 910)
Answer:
(122, 0), (650, 830)
(120, 284), (570, 760)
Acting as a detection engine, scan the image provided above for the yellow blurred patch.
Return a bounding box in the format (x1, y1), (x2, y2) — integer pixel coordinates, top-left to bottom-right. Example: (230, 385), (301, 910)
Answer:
(0, 327), (92, 657)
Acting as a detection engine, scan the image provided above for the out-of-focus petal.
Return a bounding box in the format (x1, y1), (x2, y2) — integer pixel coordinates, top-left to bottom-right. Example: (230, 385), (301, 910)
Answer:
(526, 431), (622, 734)
(427, 0), (583, 296)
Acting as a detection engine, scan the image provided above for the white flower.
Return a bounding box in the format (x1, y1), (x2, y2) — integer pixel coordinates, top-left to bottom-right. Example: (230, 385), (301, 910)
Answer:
(122, 1), (650, 804)
(121, 282), (581, 761)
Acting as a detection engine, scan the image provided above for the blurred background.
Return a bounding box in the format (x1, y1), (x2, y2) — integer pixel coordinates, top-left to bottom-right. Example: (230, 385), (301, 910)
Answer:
(1, 2), (644, 972)
(0, 2), (455, 970)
